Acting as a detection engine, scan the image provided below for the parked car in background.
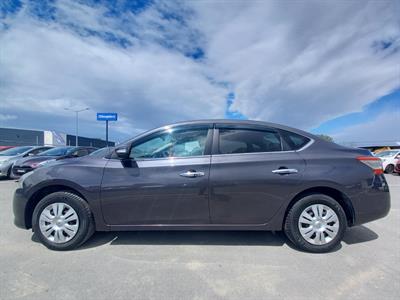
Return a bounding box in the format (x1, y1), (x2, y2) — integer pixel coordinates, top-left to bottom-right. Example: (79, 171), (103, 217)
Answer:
(11, 146), (97, 179)
(13, 120), (390, 253)
(375, 150), (400, 173)
(0, 146), (15, 152)
(0, 146), (53, 178)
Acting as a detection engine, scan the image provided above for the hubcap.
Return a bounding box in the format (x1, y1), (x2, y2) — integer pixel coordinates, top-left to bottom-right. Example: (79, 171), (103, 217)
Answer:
(39, 203), (79, 244)
(298, 204), (339, 245)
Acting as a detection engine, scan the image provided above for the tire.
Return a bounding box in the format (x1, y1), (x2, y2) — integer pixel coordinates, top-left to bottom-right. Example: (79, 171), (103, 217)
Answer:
(32, 191), (95, 251)
(385, 164), (394, 174)
(284, 194), (347, 253)
(6, 166), (11, 179)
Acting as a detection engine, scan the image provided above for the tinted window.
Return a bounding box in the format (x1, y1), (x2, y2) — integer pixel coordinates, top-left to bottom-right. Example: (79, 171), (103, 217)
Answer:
(280, 130), (311, 151)
(218, 129), (282, 154)
(130, 128), (209, 159)
(39, 147), (71, 156)
(72, 149), (89, 157)
(30, 147), (52, 155)
(89, 147), (112, 158)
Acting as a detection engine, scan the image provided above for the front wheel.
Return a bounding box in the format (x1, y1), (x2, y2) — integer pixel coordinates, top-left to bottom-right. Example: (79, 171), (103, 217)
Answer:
(284, 194), (347, 253)
(32, 191), (94, 251)
(385, 164), (394, 174)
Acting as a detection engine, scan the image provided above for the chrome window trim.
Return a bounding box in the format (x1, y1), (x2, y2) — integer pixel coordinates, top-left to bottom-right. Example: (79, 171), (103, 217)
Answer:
(211, 138), (314, 158)
(133, 154), (211, 162)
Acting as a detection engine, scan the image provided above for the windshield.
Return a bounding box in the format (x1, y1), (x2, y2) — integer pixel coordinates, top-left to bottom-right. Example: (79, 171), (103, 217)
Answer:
(89, 147), (112, 158)
(38, 147), (72, 157)
(375, 151), (399, 157)
(0, 146), (33, 156)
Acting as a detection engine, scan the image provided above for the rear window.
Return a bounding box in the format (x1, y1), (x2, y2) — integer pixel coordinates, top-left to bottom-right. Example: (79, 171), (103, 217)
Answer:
(280, 130), (311, 151)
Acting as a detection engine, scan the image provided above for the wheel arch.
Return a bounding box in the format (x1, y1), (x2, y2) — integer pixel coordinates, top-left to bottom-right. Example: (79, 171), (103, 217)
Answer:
(25, 184), (87, 229)
(284, 186), (355, 228)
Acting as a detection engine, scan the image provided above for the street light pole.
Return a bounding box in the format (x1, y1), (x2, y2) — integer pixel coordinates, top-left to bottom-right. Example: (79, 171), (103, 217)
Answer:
(64, 107), (89, 146)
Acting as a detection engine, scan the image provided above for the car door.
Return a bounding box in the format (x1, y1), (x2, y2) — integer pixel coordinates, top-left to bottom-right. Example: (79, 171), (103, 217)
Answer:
(101, 125), (213, 225)
(209, 124), (307, 225)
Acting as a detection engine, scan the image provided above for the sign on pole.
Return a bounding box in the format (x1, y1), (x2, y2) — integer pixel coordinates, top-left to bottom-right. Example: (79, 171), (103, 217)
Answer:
(97, 113), (118, 121)
(97, 113), (118, 145)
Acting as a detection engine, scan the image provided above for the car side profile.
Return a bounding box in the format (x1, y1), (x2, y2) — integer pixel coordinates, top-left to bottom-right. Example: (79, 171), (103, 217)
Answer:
(13, 120), (390, 252)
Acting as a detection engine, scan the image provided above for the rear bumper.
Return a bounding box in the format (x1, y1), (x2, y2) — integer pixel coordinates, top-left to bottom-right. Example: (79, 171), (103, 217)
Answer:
(13, 188), (30, 229)
(352, 175), (391, 226)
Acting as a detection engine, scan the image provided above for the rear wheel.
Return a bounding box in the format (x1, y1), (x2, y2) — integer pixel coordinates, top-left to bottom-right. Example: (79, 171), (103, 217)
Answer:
(284, 194), (347, 253)
(32, 191), (94, 251)
(385, 164), (394, 174)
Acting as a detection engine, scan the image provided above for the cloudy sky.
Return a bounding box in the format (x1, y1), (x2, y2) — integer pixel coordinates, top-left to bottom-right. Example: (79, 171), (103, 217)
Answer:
(0, 0), (399, 144)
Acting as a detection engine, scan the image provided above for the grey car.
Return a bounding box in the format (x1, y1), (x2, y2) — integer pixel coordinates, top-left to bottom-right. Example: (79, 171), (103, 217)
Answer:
(13, 120), (390, 252)
(0, 146), (53, 178)
(11, 146), (98, 179)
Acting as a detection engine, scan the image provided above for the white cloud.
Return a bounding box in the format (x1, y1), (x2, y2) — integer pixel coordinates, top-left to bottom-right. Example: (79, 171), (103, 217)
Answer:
(0, 1), (227, 138)
(331, 110), (400, 144)
(189, 0), (400, 128)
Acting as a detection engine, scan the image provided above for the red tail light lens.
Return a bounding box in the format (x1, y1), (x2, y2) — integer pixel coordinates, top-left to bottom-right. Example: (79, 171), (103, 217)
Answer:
(357, 156), (383, 175)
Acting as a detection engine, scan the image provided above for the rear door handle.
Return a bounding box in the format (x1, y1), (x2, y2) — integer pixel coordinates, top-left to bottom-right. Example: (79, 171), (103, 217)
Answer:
(179, 171), (205, 178)
(272, 168), (298, 175)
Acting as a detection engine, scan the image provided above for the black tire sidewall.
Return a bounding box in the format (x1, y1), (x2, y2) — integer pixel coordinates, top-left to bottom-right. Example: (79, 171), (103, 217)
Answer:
(385, 164), (394, 174)
(285, 194), (347, 253)
(32, 192), (92, 251)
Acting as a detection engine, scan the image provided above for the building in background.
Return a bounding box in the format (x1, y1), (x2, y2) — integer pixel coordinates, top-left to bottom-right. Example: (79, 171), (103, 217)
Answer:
(0, 127), (114, 148)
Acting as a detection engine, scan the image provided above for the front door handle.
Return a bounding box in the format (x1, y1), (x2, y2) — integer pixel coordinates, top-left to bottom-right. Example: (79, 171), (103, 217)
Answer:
(272, 168), (298, 175)
(179, 171), (205, 178)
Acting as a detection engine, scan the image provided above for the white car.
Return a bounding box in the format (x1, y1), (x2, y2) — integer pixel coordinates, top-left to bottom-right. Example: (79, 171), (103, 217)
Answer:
(375, 150), (400, 173)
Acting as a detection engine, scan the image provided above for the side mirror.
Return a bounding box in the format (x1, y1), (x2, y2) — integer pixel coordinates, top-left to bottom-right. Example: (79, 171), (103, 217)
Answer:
(115, 147), (130, 160)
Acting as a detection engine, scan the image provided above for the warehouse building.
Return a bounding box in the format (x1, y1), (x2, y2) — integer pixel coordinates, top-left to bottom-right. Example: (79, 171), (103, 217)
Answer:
(0, 127), (114, 148)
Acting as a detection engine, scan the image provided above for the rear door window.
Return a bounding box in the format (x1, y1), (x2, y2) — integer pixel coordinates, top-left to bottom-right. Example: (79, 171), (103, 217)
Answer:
(218, 129), (282, 154)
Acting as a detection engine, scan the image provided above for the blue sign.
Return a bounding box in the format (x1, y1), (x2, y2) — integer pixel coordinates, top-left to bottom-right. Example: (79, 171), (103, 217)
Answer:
(97, 113), (118, 121)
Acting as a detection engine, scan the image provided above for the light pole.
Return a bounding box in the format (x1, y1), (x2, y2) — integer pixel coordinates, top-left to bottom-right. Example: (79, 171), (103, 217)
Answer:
(64, 107), (89, 146)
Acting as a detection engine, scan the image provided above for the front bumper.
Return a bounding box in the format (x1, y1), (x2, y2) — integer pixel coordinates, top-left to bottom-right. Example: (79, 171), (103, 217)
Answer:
(0, 162), (12, 177)
(13, 188), (30, 229)
(394, 164), (400, 174)
(11, 166), (34, 179)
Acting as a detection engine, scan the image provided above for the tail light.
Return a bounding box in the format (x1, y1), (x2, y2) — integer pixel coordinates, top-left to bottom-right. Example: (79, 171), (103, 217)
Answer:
(357, 156), (383, 175)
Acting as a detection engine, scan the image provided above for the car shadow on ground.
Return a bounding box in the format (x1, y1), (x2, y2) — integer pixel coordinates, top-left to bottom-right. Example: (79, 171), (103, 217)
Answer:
(31, 224), (378, 252)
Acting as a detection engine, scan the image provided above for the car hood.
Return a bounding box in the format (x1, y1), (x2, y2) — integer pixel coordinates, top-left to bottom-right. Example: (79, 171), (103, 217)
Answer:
(0, 156), (13, 163)
(0, 155), (21, 163)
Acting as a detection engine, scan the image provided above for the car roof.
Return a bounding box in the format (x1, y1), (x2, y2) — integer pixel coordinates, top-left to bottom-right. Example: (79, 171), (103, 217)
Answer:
(160, 119), (319, 139)
(119, 119), (320, 146)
